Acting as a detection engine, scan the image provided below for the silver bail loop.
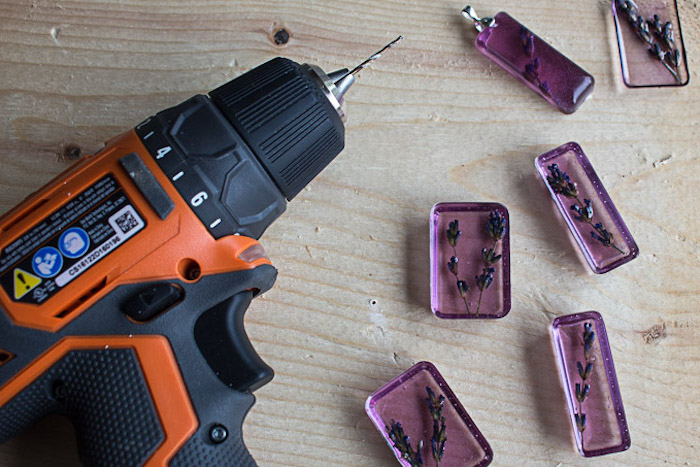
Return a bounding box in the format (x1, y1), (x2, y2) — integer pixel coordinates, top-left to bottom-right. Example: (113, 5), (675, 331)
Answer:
(462, 5), (495, 32)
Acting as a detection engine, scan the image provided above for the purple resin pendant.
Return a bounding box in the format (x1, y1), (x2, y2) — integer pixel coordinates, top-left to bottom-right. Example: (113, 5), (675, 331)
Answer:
(612, 0), (689, 87)
(535, 142), (638, 274)
(366, 361), (493, 466)
(551, 312), (631, 457)
(462, 6), (594, 114)
(430, 203), (510, 319)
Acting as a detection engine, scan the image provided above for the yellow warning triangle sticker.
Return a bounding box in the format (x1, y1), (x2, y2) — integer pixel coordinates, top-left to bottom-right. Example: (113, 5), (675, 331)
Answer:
(14, 268), (42, 300)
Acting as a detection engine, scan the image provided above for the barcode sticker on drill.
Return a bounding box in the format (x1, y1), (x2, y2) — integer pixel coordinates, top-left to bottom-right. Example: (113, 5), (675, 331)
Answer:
(112, 207), (141, 234)
(0, 174), (147, 305)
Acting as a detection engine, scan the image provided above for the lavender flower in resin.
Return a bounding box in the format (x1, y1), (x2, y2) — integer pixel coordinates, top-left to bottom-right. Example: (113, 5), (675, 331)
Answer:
(486, 209), (507, 240)
(426, 386), (447, 466)
(474, 268), (495, 312)
(521, 28), (551, 97)
(446, 211), (507, 316)
(574, 322), (596, 443)
(386, 386), (447, 466)
(614, 0), (682, 83)
(387, 421), (423, 466)
(546, 164), (626, 255)
(446, 220), (472, 314)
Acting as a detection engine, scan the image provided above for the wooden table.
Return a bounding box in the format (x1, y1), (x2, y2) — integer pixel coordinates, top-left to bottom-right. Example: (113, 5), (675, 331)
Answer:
(1, 0), (698, 465)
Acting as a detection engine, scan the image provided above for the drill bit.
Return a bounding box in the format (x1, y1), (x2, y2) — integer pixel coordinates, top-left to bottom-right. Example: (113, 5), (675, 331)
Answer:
(347, 35), (403, 77)
(332, 35), (403, 98)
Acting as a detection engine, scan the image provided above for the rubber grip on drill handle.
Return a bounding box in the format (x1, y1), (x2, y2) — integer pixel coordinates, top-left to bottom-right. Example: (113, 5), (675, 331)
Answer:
(0, 292), (269, 466)
(174, 290), (270, 466)
(194, 290), (273, 394)
(0, 343), (173, 466)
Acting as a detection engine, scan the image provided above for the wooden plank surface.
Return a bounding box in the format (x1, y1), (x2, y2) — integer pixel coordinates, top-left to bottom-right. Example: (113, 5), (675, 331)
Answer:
(0, 0), (698, 465)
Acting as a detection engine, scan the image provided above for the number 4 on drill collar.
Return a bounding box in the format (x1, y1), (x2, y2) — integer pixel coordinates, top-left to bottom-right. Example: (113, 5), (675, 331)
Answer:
(156, 146), (171, 159)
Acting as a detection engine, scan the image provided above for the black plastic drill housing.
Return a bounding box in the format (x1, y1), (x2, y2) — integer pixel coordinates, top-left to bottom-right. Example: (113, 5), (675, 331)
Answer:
(135, 57), (345, 240)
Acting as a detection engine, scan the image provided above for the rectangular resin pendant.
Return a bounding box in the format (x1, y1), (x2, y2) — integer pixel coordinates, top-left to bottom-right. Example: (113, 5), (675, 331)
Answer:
(612, 0), (689, 87)
(551, 312), (631, 457)
(366, 361), (492, 466)
(535, 142), (638, 274)
(430, 203), (510, 319)
(462, 7), (594, 114)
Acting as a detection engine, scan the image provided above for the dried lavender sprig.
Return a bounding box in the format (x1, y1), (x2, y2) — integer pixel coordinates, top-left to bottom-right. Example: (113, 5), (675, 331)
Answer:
(426, 386), (447, 466)
(446, 212), (505, 316)
(474, 267), (495, 316)
(474, 210), (506, 316)
(615, 0), (681, 83)
(650, 14), (675, 49)
(520, 27), (552, 97)
(546, 164), (626, 255)
(648, 44), (681, 83)
(574, 322), (596, 445)
(570, 197), (625, 254)
(386, 386), (448, 466)
(486, 209), (507, 241)
(583, 322), (595, 361)
(446, 220), (472, 314)
(386, 421), (423, 466)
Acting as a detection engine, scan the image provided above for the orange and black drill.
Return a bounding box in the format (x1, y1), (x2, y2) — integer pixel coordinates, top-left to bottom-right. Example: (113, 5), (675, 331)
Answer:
(0, 37), (401, 466)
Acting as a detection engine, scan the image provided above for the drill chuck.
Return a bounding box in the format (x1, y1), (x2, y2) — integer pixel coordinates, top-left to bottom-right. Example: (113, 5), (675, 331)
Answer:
(210, 58), (348, 201)
(135, 58), (350, 240)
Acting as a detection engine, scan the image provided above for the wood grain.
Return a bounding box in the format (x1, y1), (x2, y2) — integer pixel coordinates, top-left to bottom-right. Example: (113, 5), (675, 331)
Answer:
(1, 0), (698, 465)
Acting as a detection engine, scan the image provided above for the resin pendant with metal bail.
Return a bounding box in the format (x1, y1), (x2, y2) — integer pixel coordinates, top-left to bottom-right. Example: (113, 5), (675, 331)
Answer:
(461, 5), (595, 114)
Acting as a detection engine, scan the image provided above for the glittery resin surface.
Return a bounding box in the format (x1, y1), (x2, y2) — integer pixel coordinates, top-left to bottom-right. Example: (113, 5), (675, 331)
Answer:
(366, 362), (492, 466)
(612, 0), (689, 87)
(551, 312), (631, 457)
(430, 203), (510, 319)
(535, 142), (638, 274)
(474, 12), (594, 113)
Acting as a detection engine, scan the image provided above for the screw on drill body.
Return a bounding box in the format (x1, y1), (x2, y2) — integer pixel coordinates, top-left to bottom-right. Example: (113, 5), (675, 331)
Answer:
(210, 424), (229, 443)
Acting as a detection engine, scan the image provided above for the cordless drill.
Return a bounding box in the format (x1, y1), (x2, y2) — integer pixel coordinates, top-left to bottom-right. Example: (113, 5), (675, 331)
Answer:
(0, 37), (400, 466)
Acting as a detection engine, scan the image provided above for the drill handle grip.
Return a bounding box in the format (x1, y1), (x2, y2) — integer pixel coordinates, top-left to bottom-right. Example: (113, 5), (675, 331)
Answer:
(0, 282), (274, 466)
